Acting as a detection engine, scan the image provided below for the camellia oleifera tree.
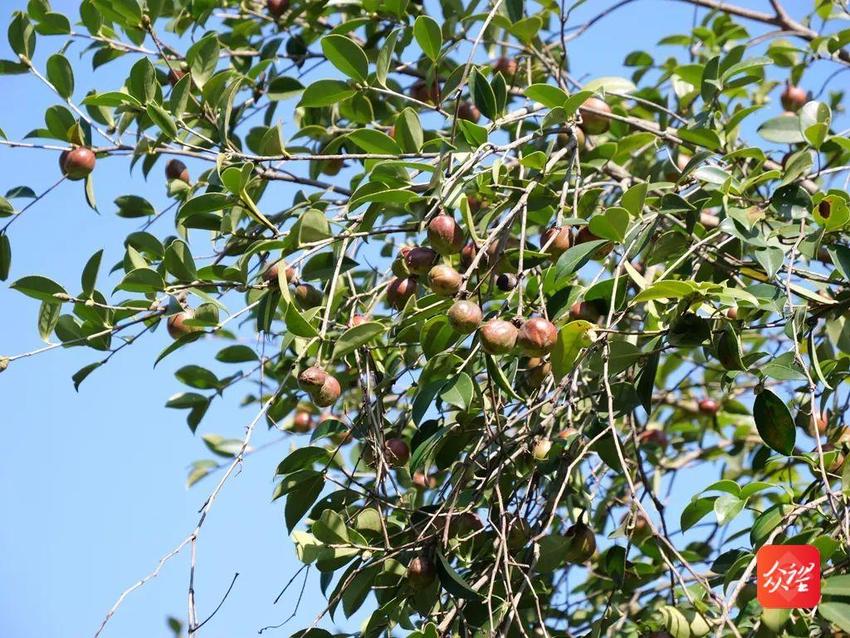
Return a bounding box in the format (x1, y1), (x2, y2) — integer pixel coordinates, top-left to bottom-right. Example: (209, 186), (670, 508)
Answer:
(3, 0), (850, 636)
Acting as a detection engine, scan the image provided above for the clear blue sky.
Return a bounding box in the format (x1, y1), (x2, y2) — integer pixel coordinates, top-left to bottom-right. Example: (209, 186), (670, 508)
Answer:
(0, 2), (842, 637)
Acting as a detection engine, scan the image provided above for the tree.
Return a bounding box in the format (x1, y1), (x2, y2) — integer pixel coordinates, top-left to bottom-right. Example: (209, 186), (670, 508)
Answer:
(2, 0), (850, 636)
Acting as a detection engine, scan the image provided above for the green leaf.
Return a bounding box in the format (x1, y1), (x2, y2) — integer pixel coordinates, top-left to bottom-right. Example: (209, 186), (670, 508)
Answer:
(713, 494), (745, 525)
(276, 446), (332, 475)
(551, 240), (607, 281)
(824, 576), (850, 597)
(753, 388), (795, 455)
(164, 240), (198, 281)
(114, 194), (155, 218)
(333, 321), (384, 358)
(827, 245), (850, 282)
(82, 91), (140, 108)
(115, 268), (164, 294)
(46, 53), (73, 99)
(551, 321), (594, 381)
(413, 16), (442, 61)
(525, 84), (568, 108)
(147, 103), (178, 139)
(393, 108), (423, 152)
(38, 300), (60, 341)
(819, 602), (850, 633)
(186, 34), (219, 88)
(375, 28), (400, 87)
(321, 35), (369, 82)
(285, 473), (324, 532)
(299, 80), (354, 108)
(435, 550), (479, 599)
(631, 280), (697, 303)
(178, 193), (232, 219)
(347, 129), (402, 155)
(285, 302), (320, 338)
(72, 361), (102, 391)
(587, 207), (629, 242)
(758, 115), (805, 144)
(621, 183), (647, 216)
(440, 372), (473, 410)
(0, 234), (10, 281)
(215, 345), (258, 363)
(11, 275), (67, 302)
(470, 68), (497, 120)
(681, 497), (716, 531)
(584, 76), (635, 93)
(800, 100), (831, 149)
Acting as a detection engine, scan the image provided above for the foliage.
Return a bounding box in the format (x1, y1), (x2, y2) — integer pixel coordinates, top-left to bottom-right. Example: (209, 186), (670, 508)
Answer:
(2, 0), (850, 636)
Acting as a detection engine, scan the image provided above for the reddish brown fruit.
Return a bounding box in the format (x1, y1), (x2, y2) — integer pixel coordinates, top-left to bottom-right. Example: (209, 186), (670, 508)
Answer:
(267, 0), (289, 17)
(726, 307), (738, 320)
(540, 226), (571, 260)
(563, 522), (597, 563)
(493, 56), (518, 77)
(298, 366), (328, 393)
(524, 358), (552, 388)
(350, 314), (368, 327)
(517, 318), (558, 357)
(412, 472), (437, 489)
(167, 68), (186, 86)
(556, 426), (578, 441)
(579, 97), (612, 135)
(557, 128), (585, 149)
(404, 246), (439, 276)
(569, 301), (602, 323)
(407, 556), (436, 589)
(467, 196), (483, 214)
(460, 242), (479, 271)
(294, 283), (323, 308)
(780, 83), (807, 112)
(638, 429), (668, 448)
(165, 159), (189, 182)
(479, 319), (518, 355)
(457, 101), (481, 123)
(428, 264), (462, 297)
(61, 147), (96, 180)
(411, 80), (440, 104)
(313, 374), (341, 407)
(698, 398), (720, 415)
(292, 410), (313, 433)
(166, 311), (199, 340)
(447, 300), (483, 334)
(387, 276), (418, 309)
(384, 438), (410, 467)
(575, 226), (613, 258)
(427, 215), (464, 256)
(263, 261), (296, 288)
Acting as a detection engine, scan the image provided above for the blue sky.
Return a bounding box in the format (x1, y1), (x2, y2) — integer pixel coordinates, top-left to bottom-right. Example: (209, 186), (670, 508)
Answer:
(0, 1), (844, 637)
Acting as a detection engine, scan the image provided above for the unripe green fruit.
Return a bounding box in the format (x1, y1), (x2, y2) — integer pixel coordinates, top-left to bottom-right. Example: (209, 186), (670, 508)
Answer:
(386, 276), (417, 309)
(448, 300), (483, 334)
(404, 246), (439, 276)
(428, 264), (462, 297)
(532, 438), (552, 461)
(61, 147), (96, 180)
(563, 522), (596, 564)
(407, 556), (436, 589)
(427, 215), (464, 256)
(479, 319), (518, 355)
(761, 607), (790, 633)
(517, 318), (558, 356)
(579, 97), (612, 135)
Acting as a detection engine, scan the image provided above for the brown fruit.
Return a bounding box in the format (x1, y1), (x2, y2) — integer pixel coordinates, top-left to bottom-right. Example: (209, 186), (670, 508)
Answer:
(298, 366), (328, 393)
(392, 246), (412, 277)
(563, 522), (596, 563)
(412, 472), (437, 490)
(350, 314), (368, 327)
(386, 276), (418, 309)
(428, 264), (462, 297)
(384, 437), (410, 466)
(479, 319), (518, 355)
(496, 273), (517, 291)
(517, 318), (558, 356)
(292, 410), (313, 433)
(493, 56), (518, 77)
(726, 307), (738, 320)
(447, 300), (483, 334)
(540, 226), (571, 260)
(697, 398), (720, 415)
(532, 438), (552, 461)
(556, 426), (578, 441)
(524, 358), (552, 388)
(294, 283), (323, 308)
(61, 147), (96, 180)
(263, 261), (296, 288)
(575, 226), (613, 258)
(404, 246), (439, 275)
(165, 159), (189, 182)
(411, 80), (440, 104)
(313, 374), (341, 407)
(557, 128), (585, 149)
(457, 101), (481, 123)
(638, 429), (668, 448)
(780, 83), (807, 112)
(569, 301), (602, 323)
(467, 196), (483, 214)
(267, 0), (289, 17)
(459, 242), (480, 271)
(167, 68), (186, 86)
(579, 97), (612, 135)
(796, 405), (829, 437)
(407, 556), (436, 589)
(427, 215), (464, 256)
(166, 311), (199, 340)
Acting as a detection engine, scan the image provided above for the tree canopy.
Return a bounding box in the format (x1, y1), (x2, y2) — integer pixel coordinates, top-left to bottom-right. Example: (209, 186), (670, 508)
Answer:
(3, 0), (850, 636)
